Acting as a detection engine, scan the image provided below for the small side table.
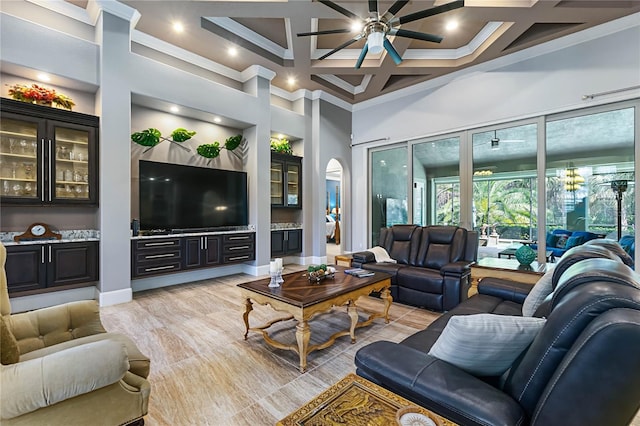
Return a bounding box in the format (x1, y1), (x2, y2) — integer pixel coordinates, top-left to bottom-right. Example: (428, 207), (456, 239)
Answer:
(335, 254), (353, 267)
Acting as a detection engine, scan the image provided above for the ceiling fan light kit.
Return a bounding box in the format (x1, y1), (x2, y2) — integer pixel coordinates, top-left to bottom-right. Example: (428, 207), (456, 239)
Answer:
(298, 0), (465, 68)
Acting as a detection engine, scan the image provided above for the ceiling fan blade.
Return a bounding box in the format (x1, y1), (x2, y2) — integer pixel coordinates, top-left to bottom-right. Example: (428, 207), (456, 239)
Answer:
(297, 28), (352, 37)
(392, 28), (443, 43)
(398, 0), (464, 25)
(318, 0), (359, 20)
(318, 36), (362, 60)
(368, 0), (378, 14)
(355, 43), (369, 69)
(386, 0), (410, 18)
(383, 38), (402, 64)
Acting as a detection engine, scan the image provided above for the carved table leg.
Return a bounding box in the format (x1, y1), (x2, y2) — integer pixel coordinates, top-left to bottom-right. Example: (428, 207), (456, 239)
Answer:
(295, 319), (311, 373)
(347, 300), (358, 343)
(380, 287), (392, 323)
(243, 298), (253, 340)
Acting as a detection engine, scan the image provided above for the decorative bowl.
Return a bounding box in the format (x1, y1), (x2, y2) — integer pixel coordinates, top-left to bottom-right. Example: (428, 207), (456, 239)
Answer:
(396, 406), (442, 426)
(308, 270), (335, 282)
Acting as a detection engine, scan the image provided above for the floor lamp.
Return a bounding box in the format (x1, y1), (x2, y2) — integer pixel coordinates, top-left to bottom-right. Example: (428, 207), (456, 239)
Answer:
(611, 179), (628, 240)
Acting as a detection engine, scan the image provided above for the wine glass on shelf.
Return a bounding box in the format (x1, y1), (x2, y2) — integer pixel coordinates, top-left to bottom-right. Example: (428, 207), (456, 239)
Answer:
(10, 162), (17, 179)
(19, 140), (27, 154)
(9, 138), (17, 154)
(31, 141), (38, 156)
(23, 163), (34, 180)
(25, 182), (32, 196)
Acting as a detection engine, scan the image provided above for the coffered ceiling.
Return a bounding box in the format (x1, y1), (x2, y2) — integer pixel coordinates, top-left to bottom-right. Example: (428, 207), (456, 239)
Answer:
(96, 1), (640, 104)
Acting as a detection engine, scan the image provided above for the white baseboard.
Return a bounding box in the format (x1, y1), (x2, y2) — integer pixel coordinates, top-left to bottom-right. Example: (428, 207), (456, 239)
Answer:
(131, 265), (245, 292)
(10, 286), (97, 313)
(98, 288), (133, 307)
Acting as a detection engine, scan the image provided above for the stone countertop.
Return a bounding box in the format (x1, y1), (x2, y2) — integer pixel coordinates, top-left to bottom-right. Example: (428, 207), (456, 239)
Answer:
(1, 230), (100, 246)
(271, 223), (303, 230)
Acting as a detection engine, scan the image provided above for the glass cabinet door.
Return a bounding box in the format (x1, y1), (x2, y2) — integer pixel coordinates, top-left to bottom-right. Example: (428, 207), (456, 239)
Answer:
(52, 126), (91, 201)
(0, 117), (40, 201)
(286, 163), (300, 207)
(271, 161), (284, 205)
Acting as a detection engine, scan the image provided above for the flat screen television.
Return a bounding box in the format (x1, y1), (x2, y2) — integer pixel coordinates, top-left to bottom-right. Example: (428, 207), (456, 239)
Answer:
(139, 160), (248, 231)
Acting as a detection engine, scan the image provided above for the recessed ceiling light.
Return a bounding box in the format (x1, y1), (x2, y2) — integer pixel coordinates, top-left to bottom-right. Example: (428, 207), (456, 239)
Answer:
(351, 21), (363, 32)
(170, 105), (179, 113)
(445, 20), (459, 31)
(213, 117), (222, 123)
(173, 22), (184, 33)
(278, 134), (285, 139)
(228, 47), (238, 57)
(37, 73), (50, 82)
(287, 77), (296, 86)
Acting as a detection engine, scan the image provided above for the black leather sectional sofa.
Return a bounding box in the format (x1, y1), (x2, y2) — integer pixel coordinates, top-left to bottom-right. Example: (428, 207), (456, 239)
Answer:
(352, 225), (478, 312)
(355, 243), (640, 426)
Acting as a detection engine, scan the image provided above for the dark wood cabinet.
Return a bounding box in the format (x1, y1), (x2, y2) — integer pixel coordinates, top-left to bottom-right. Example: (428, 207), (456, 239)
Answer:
(183, 235), (221, 269)
(270, 153), (302, 209)
(5, 241), (99, 295)
(271, 229), (302, 256)
(0, 98), (99, 205)
(131, 232), (253, 278)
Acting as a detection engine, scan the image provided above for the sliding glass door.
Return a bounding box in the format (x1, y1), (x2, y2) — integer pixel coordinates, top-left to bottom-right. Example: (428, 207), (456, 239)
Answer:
(371, 146), (408, 245)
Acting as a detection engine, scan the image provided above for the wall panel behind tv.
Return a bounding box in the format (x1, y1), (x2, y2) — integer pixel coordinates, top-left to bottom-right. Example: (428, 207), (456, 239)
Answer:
(130, 105), (244, 221)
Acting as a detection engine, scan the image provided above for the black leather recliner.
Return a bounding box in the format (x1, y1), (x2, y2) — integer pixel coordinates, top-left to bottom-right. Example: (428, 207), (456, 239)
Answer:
(354, 243), (640, 426)
(352, 225), (478, 311)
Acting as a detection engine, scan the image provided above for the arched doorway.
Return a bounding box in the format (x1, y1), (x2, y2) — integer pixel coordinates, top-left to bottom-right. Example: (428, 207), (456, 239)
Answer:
(325, 159), (343, 263)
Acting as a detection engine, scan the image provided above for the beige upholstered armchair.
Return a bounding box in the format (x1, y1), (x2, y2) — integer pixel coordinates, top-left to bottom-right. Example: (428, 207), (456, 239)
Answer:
(0, 243), (151, 425)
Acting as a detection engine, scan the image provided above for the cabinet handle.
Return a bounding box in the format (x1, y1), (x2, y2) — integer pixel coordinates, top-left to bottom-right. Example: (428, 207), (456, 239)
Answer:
(144, 253), (175, 259)
(144, 241), (175, 247)
(228, 246), (249, 250)
(200, 237), (204, 250)
(144, 265), (176, 272)
(48, 140), (53, 201)
(48, 246), (52, 263)
(204, 238), (208, 250)
(228, 255), (249, 261)
(41, 139), (45, 201)
(41, 246), (45, 264)
(228, 236), (249, 240)
(285, 231), (288, 241)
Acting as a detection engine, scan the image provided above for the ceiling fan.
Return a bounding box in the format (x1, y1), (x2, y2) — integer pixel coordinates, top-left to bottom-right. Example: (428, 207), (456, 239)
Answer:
(488, 130), (525, 149)
(297, 0), (465, 69)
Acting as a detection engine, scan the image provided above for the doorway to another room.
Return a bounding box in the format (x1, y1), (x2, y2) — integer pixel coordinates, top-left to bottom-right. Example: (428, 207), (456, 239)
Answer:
(326, 159), (343, 264)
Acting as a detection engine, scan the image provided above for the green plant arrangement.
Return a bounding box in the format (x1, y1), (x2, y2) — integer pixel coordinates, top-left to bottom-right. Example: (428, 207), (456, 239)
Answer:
(270, 137), (292, 155)
(8, 83), (76, 110)
(196, 134), (246, 162)
(131, 127), (196, 153)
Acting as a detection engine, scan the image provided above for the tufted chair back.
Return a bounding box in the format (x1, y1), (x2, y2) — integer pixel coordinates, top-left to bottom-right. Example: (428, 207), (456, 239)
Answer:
(584, 238), (634, 268)
(379, 225), (421, 265)
(413, 226), (467, 269)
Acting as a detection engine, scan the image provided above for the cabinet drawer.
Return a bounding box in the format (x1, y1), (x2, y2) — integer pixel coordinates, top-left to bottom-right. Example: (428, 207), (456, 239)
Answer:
(135, 250), (182, 264)
(223, 234), (255, 244)
(223, 252), (255, 264)
(134, 261), (183, 277)
(223, 242), (255, 255)
(135, 238), (181, 251)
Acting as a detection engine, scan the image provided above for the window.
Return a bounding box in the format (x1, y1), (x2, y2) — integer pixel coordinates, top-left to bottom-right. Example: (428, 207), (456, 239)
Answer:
(371, 146), (408, 245)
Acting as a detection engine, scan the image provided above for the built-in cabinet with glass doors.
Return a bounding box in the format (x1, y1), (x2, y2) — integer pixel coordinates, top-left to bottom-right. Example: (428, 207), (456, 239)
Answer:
(0, 98), (98, 205)
(270, 152), (302, 208)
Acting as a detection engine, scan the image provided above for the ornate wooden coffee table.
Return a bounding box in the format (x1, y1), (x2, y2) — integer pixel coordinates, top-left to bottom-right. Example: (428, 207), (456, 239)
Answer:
(277, 373), (457, 425)
(238, 266), (392, 372)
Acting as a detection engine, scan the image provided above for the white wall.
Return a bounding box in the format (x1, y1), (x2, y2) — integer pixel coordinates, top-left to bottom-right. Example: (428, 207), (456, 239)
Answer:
(351, 16), (640, 249)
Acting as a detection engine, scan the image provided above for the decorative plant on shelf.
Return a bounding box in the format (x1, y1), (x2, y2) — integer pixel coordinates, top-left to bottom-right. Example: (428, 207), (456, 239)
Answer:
(131, 127), (195, 153)
(7, 83), (76, 110)
(197, 134), (246, 162)
(270, 137), (292, 155)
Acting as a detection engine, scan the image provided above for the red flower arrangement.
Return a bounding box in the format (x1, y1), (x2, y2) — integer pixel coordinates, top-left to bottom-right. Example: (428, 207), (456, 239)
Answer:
(7, 83), (75, 110)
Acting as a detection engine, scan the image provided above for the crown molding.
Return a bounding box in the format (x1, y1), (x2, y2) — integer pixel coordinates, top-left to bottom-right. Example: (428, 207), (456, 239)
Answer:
(241, 65), (276, 82)
(311, 90), (352, 111)
(271, 86), (312, 102)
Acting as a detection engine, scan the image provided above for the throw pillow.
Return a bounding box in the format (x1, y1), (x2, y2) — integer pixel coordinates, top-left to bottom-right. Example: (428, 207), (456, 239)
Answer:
(556, 235), (569, 249)
(522, 270), (554, 316)
(1, 316), (20, 365)
(428, 314), (546, 376)
(546, 233), (559, 248)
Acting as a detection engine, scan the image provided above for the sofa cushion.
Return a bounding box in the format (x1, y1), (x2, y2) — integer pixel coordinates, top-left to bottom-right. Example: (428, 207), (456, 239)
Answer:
(522, 270), (554, 317)
(397, 267), (443, 293)
(546, 233), (559, 248)
(428, 314), (546, 376)
(565, 235), (584, 250)
(1, 316), (19, 365)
